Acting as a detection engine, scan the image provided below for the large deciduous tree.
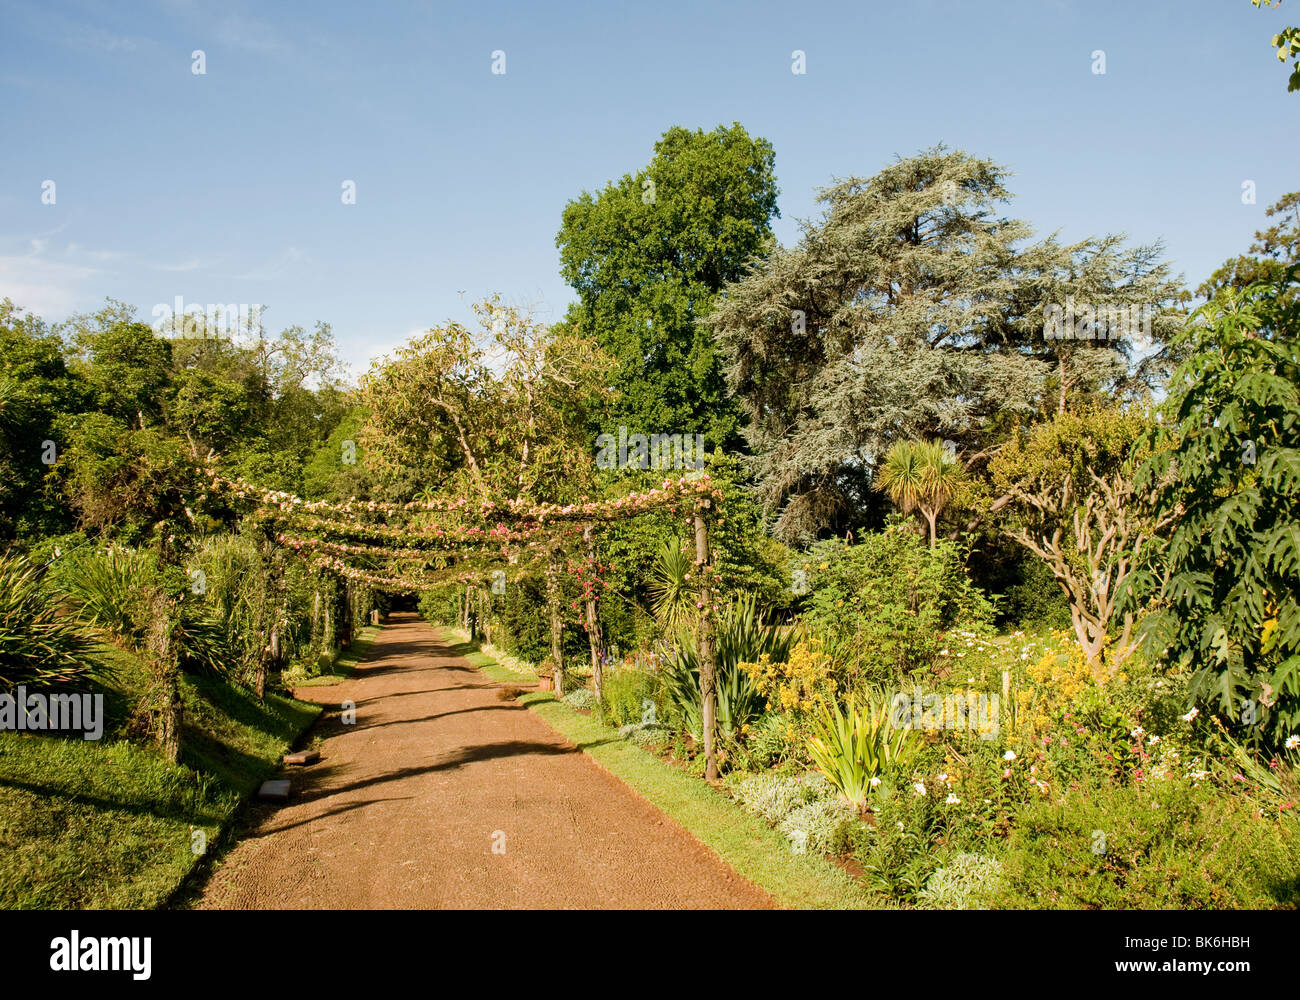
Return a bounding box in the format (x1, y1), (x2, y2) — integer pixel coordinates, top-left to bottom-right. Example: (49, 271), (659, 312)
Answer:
(358, 298), (612, 504)
(0, 299), (86, 538)
(556, 123), (779, 450)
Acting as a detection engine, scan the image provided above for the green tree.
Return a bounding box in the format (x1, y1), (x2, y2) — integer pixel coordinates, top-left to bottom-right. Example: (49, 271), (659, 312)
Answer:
(0, 299), (86, 538)
(1136, 267), (1300, 744)
(1252, 0), (1300, 92)
(988, 406), (1166, 678)
(359, 298), (612, 504)
(556, 123), (779, 450)
(709, 146), (1180, 543)
(62, 302), (173, 426)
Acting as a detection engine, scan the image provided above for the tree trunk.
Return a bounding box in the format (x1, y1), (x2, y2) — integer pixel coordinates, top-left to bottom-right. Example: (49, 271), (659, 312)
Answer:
(311, 589), (323, 664)
(1071, 605), (1107, 681)
(925, 508), (938, 549)
(322, 597), (334, 665)
(694, 508), (717, 781)
(340, 581), (353, 650)
(149, 594), (183, 764)
(583, 525), (604, 714)
(252, 585), (270, 698)
(160, 672), (182, 764)
(547, 549), (565, 696)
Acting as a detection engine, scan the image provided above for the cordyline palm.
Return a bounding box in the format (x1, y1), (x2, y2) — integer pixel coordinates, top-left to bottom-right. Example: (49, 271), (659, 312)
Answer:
(875, 439), (965, 548)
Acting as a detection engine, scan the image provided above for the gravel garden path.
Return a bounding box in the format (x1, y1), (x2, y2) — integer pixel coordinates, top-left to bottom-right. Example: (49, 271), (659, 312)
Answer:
(196, 612), (773, 909)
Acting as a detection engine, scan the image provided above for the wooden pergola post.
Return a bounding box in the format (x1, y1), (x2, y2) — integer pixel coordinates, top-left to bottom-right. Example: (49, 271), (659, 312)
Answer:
(547, 545), (565, 696)
(694, 502), (717, 780)
(582, 524), (605, 715)
(340, 578), (353, 650)
(254, 528), (284, 698)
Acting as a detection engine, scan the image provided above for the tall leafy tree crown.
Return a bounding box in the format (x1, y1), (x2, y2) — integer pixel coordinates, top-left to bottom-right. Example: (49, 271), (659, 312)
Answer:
(556, 123), (779, 450)
(1137, 267), (1300, 744)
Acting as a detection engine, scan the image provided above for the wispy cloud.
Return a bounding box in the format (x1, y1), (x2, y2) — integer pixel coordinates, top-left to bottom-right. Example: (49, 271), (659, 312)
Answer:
(233, 247), (308, 281)
(73, 23), (140, 52)
(0, 239), (105, 319)
(213, 13), (290, 55)
(6, 1), (147, 55)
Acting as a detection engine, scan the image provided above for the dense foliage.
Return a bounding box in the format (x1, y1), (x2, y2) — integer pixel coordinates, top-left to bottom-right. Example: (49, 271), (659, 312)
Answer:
(4, 111), (1299, 911)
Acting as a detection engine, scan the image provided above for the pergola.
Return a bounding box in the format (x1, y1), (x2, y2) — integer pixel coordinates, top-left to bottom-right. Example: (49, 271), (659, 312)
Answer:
(209, 469), (729, 778)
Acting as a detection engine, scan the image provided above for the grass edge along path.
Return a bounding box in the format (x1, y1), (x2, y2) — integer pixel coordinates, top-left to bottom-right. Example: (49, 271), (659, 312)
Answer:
(445, 629), (876, 910)
(291, 624), (381, 687)
(170, 625), (384, 906)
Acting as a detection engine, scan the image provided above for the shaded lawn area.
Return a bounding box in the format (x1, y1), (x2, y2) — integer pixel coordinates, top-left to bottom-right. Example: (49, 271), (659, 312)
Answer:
(0, 642), (320, 909)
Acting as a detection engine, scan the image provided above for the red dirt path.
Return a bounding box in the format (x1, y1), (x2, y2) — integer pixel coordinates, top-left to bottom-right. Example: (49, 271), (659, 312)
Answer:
(196, 612), (774, 909)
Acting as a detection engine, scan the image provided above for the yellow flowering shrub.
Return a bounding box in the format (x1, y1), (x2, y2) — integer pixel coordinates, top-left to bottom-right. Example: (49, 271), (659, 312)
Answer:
(742, 634), (837, 715)
(1014, 630), (1098, 737)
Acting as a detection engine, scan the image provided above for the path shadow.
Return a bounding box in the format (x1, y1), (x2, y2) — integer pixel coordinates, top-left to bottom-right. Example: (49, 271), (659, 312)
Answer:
(292, 740), (576, 805)
(356, 704), (517, 732)
(253, 796), (415, 837)
(357, 661), (478, 680)
(349, 684), (485, 707)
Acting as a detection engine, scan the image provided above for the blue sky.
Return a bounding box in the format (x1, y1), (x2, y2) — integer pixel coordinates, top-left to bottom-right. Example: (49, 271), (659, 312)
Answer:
(2, 0), (1297, 375)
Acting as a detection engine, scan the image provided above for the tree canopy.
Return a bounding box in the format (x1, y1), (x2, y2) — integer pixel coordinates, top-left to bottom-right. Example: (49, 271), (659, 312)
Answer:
(708, 145), (1181, 543)
(556, 123), (779, 450)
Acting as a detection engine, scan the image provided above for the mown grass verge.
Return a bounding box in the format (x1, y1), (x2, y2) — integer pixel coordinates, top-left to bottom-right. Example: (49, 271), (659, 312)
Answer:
(0, 641), (322, 909)
(444, 629), (878, 910)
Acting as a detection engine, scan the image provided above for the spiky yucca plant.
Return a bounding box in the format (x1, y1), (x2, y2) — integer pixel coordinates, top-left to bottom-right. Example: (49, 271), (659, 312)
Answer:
(59, 546), (236, 678)
(0, 553), (96, 687)
(648, 538), (695, 633)
(663, 593), (793, 738)
(58, 547), (154, 650)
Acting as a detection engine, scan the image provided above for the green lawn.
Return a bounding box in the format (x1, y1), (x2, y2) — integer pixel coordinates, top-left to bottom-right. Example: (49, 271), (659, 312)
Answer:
(0, 642), (321, 909)
(446, 630), (879, 910)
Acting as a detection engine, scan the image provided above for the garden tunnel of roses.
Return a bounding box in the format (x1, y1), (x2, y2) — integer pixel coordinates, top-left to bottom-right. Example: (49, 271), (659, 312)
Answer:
(210, 467), (734, 779)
